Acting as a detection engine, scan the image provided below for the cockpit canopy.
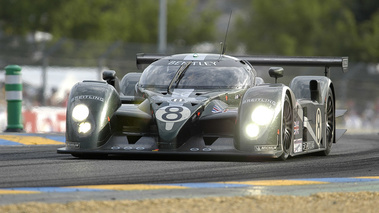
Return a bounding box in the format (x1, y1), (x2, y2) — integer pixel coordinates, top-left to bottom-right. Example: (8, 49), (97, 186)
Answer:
(138, 54), (255, 90)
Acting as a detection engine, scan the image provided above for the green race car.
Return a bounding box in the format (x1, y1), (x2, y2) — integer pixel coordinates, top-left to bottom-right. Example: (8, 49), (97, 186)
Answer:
(58, 53), (348, 160)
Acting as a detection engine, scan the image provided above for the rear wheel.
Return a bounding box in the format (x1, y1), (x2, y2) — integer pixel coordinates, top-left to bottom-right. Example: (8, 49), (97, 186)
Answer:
(319, 89), (335, 156)
(279, 94), (293, 161)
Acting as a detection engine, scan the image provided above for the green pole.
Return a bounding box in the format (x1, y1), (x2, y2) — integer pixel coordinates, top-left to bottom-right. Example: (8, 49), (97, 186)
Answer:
(5, 65), (24, 132)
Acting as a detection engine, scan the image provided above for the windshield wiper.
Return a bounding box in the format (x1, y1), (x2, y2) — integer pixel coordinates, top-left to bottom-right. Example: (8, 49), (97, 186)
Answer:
(167, 62), (191, 94)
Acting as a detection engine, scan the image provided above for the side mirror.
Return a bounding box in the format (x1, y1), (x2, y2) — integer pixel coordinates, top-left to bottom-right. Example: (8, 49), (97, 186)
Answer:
(103, 70), (117, 81)
(268, 67), (284, 83)
(103, 70), (120, 92)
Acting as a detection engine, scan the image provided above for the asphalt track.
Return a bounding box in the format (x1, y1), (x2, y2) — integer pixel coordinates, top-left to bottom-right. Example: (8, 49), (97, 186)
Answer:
(0, 133), (379, 205)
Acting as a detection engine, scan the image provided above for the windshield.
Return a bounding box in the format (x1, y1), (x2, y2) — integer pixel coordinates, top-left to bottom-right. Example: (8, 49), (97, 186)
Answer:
(139, 64), (252, 90)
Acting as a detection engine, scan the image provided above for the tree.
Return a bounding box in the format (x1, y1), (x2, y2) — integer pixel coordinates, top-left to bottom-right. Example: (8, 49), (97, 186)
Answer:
(359, 12), (379, 62)
(233, 0), (379, 62)
(234, 0), (356, 56)
(0, 0), (61, 35)
(346, 0), (379, 23)
(0, 0), (219, 45)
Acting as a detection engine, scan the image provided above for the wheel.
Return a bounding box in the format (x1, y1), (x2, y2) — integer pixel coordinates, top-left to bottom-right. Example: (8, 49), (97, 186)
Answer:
(318, 89), (335, 156)
(279, 94), (293, 160)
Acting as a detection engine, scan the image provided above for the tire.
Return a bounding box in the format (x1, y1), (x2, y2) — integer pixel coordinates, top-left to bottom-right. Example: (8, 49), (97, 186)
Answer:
(318, 89), (335, 156)
(279, 94), (293, 160)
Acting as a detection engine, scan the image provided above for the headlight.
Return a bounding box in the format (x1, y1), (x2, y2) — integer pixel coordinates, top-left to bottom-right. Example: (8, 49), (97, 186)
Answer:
(245, 124), (259, 138)
(72, 104), (89, 122)
(78, 122), (91, 134)
(251, 106), (274, 125)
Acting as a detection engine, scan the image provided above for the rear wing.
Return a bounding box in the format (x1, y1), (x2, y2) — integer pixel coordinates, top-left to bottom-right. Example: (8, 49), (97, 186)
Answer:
(237, 56), (348, 75)
(136, 53), (166, 70)
(136, 53), (348, 75)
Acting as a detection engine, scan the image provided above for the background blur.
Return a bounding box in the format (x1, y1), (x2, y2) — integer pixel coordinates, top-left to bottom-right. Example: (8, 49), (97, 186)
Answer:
(0, 0), (378, 134)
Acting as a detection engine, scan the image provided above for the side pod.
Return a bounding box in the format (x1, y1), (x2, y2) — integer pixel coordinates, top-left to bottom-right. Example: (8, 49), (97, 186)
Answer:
(290, 76), (347, 143)
(66, 81), (121, 149)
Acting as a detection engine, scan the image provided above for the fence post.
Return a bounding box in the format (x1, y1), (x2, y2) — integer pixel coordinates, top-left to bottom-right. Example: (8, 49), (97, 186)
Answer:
(4, 65), (24, 132)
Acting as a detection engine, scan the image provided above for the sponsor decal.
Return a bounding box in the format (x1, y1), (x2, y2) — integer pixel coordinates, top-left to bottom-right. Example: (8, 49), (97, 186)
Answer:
(254, 145), (277, 151)
(303, 141), (315, 151)
(71, 95), (104, 103)
(168, 61), (217, 66)
(294, 121), (300, 135)
(242, 98), (276, 106)
(66, 142), (80, 149)
(171, 98), (185, 102)
(212, 105), (222, 113)
(212, 105), (229, 114)
(23, 107), (66, 133)
(294, 139), (302, 153)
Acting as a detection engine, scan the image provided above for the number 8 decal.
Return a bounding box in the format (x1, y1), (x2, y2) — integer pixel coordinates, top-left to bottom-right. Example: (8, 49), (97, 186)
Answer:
(162, 106), (183, 121)
(156, 106), (191, 130)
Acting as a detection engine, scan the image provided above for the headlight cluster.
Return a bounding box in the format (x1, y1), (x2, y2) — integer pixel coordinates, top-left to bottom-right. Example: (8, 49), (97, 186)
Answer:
(245, 123), (259, 138)
(72, 104), (92, 134)
(78, 122), (91, 134)
(245, 106), (274, 138)
(251, 106), (274, 125)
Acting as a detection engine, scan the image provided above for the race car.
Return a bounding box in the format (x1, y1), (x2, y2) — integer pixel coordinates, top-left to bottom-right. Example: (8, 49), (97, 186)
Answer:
(57, 53), (348, 160)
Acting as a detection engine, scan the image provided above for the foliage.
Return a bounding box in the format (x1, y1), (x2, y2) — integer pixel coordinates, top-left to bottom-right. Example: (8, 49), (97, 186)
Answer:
(1, 0), (379, 62)
(0, 0), (218, 45)
(234, 0), (379, 62)
(0, 0), (59, 35)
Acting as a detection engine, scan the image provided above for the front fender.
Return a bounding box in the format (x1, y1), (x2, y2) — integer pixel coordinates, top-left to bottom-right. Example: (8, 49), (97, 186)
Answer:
(234, 84), (293, 154)
(66, 81), (121, 149)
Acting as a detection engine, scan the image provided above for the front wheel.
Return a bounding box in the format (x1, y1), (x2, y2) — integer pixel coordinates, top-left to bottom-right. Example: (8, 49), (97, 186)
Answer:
(278, 94), (293, 161)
